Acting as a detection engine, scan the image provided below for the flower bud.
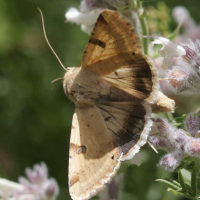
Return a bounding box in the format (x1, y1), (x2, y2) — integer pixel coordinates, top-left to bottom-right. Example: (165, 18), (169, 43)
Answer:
(153, 118), (175, 137)
(158, 151), (183, 172)
(149, 136), (173, 151)
(25, 163), (48, 185)
(181, 39), (200, 72)
(172, 6), (191, 25)
(173, 129), (188, 145)
(167, 65), (200, 93)
(185, 113), (199, 137)
(184, 138), (200, 157)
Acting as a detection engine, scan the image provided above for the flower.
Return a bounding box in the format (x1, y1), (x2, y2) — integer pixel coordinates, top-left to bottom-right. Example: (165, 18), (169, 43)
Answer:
(152, 6), (200, 94)
(0, 179), (24, 200)
(65, 0), (141, 34)
(151, 34), (200, 93)
(164, 39), (200, 93)
(65, 0), (131, 34)
(151, 34), (186, 69)
(166, 64), (200, 93)
(0, 162), (59, 200)
(65, 7), (102, 34)
(182, 39), (200, 72)
(149, 115), (200, 172)
(172, 6), (192, 25)
(80, 0), (131, 12)
(172, 6), (200, 41)
(185, 112), (200, 137)
(158, 151), (183, 172)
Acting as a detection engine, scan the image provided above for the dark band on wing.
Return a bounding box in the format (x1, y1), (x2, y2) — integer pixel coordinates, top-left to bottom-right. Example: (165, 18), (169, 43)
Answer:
(97, 101), (147, 156)
(88, 13), (107, 48)
(89, 38), (106, 48)
(130, 56), (153, 95)
(116, 111), (145, 155)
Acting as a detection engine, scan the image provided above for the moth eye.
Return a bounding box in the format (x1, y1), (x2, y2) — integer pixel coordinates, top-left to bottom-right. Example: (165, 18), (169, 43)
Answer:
(132, 52), (135, 55)
(111, 155), (114, 160)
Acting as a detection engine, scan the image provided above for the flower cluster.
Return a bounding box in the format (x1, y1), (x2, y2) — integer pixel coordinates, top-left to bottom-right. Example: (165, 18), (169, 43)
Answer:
(167, 39), (200, 93)
(0, 163), (59, 200)
(65, 0), (141, 34)
(80, 0), (130, 12)
(152, 35), (200, 93)
(149, 113), (200, 172)
(151, 6), (200, 94)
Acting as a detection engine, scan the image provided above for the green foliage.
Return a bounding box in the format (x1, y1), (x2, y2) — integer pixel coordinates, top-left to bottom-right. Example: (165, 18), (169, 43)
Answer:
(157, 167), (200, 200)
(170, 114), (187, 128)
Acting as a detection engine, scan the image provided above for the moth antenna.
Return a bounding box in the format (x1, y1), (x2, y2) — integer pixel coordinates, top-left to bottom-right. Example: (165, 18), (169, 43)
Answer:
(38, 8), (68, 71)
(159, 78), (175, 81)
(51, 77), (64, 89)
(147, 141), (158, 153)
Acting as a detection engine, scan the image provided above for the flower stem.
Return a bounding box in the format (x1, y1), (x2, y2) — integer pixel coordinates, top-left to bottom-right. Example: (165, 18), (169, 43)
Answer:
(164, 112), (174, 121)
(137, 0), (149, 55)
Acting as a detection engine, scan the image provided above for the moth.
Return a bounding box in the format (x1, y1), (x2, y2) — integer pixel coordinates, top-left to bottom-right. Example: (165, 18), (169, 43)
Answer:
(62, 9), (174, 200)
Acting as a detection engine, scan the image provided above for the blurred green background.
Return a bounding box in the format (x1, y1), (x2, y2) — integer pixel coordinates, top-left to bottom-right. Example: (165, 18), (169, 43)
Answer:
(1, 0), (200, 199)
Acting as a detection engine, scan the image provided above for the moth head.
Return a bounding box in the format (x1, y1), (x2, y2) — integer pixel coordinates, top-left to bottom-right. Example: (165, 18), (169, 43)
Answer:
(63, 67), (80, 97)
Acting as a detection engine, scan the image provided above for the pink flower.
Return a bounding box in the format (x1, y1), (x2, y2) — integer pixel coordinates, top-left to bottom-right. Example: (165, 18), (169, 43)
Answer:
(0, 163), (59, 200)
(158, 151), (183, 172)
(149, 115), (200, 172)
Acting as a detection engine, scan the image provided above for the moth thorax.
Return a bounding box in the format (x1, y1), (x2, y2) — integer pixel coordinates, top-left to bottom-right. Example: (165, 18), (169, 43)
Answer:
(63, 67), (100, 106)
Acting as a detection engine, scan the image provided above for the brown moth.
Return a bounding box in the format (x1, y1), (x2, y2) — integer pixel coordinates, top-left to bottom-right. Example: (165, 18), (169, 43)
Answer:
(62, 9), (172, 200)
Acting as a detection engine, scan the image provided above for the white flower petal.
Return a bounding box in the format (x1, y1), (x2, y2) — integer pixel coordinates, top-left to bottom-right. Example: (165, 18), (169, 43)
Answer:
(81, 24), (94, 34)
(0, 178), (24, 200)
(151, 35), (186, 69)
(172, 6), (191, 24)
(65, 7), (101, 33)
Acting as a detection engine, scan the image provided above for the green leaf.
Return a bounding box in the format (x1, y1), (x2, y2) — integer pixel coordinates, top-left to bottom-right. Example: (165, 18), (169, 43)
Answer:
(194, 158), (200, 170)
(191, 166), (197, 197)
(178, 170), (188, 194)
(171, 180), (181, 187)
(168, 188), (198, 200)
(167, 188), (185, 196)
(175, 157), (194, 171)
(170, 114), (187, 128)
(156, 179), (181, 190)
